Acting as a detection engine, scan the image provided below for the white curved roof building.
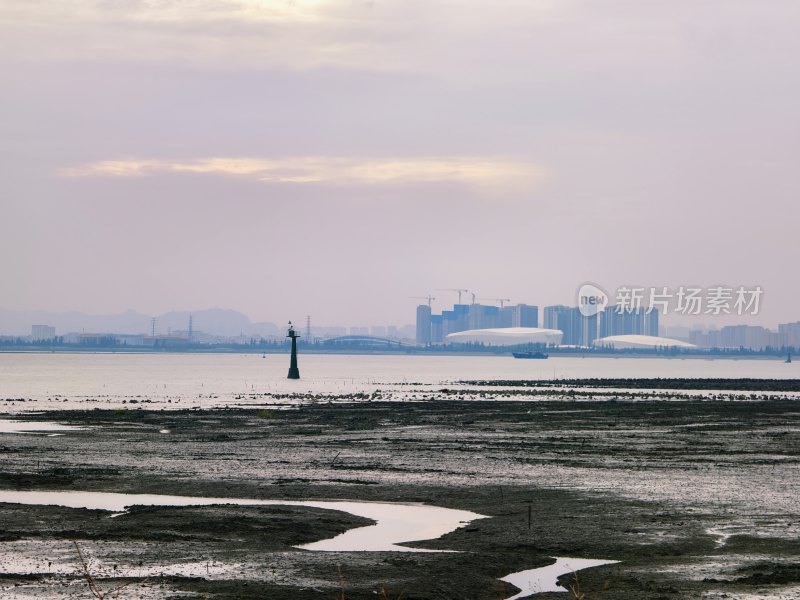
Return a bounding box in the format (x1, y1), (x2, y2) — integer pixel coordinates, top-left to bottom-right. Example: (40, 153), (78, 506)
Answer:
(446, 327), (563, 346)
(593, 335), (696, 349)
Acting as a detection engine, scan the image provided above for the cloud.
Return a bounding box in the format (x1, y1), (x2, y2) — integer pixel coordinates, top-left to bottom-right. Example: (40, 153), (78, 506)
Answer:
(59, 156), (544, 188)
(0, 0), (566, 73)
(0, 0), (335, 24)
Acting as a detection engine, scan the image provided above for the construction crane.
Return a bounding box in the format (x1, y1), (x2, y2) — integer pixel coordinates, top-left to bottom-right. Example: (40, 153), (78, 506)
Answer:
(436, 288), (469, 304)
(409, 295), (436, 307)
(480, 298), (512, 309)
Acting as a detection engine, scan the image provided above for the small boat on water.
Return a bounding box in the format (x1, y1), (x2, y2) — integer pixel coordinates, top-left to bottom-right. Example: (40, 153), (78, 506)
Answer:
(512, 351), (549, 359)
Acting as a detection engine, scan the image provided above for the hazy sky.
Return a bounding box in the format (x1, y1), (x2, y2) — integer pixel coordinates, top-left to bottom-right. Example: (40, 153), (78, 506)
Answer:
(2, 0), (798, 327)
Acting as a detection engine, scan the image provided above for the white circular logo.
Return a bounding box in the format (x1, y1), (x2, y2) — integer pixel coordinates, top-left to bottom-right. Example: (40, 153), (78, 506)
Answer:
(577, 283), (609, 317)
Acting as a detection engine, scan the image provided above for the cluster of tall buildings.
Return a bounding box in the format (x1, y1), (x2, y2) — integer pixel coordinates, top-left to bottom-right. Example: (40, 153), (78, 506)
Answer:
(416, 302), (659, 346)
(416, 303), (538, 345)
(542, 304), (660, 346)
(689, 322), (800, 350)
(31, 325), (56, 340)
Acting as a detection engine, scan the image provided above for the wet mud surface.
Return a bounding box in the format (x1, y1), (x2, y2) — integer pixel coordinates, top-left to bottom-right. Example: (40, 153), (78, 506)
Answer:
(1, 398), (799, 599)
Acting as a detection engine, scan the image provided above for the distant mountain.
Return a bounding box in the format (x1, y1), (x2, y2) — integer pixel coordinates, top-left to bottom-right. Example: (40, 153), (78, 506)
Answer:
(0, 307), (278, 338)
(156, 308), (279, 338)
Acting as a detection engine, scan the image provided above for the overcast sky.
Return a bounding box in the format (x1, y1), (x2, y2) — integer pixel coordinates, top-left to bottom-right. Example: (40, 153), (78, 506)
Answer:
(1, 0), (798, 327)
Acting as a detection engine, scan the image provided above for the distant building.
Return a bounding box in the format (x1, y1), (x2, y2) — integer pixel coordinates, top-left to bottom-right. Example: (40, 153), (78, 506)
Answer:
(115, 334), (145, 346)
(599, 306), (659, 338)
(31, 325), (56, 341)
(442, 309), (459, 337)
(416, 305), (432, 345)
(79, 333), (118, 346)
(543, 305), (596, 347)
(690, 328), (719, 348)
(142, 334), (189, 348)
(581, 312), (598, 347)
(416, 301), (540, 345)
(469, 304), (500, 330)
(662, 325), (692, 342)
(430, 314), (443, 344)
(499, 306), (515, 328)
(542, 305), (570, 330)
(453, 304), (470, 331)
(543, 304), (582, 346)
(647, 309), (660, 338)
(718, 325), (770, 350)
(779, 322), (800, 349)
(690, 325), (780, 350)
(515, 304), (539, 328)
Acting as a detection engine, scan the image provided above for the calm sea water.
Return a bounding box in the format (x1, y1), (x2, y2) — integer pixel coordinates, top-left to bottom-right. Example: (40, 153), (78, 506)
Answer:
(0, 352), (797, 412)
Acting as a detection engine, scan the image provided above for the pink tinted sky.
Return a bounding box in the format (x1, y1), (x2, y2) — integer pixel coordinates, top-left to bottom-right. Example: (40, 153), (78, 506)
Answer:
(1, 1), (798, 327)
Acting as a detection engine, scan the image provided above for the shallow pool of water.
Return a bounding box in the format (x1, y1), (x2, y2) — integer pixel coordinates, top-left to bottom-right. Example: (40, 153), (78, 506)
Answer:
(0, 419), (85, 434)
(500, 556), (619, 599)
(0, 490), (484, 552)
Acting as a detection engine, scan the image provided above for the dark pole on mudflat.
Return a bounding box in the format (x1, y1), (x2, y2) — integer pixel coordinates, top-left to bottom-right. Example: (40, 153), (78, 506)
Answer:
(287, 321), (300, 379)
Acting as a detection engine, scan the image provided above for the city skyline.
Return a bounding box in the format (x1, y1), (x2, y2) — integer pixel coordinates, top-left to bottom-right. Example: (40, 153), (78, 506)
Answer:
(0, 291), (793, 340)
(6, 299), (800, 352)
(2, 1), (799, 327)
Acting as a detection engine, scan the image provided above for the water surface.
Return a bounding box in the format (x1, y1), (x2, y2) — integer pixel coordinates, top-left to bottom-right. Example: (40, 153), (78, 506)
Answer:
(1, 353), (796, 412)
(0, 490), (484, 552)
(500, 556), (620, 599)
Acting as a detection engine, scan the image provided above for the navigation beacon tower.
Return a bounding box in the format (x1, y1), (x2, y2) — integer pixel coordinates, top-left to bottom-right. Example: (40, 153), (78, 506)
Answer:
(287, 321), (300, 379)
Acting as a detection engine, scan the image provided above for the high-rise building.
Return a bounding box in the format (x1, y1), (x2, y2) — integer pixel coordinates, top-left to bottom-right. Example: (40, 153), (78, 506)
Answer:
(31, 325), (56, 341)
(543, 305), (598, 346)
(418, 301), (540, 345)
(430, 314), (444, 343)
(543, 305), (571, 330)
(415, 305), (432, 346)
(718, 325), (770, 350)
(515, 304), (539, 328)
(559, 308), (581, 346)
(468, 304), (500, 330)
(499, 306), (515, 327)
(691, 325), (781, 350)
(646, 309), (659, 338)
(779, 322), (800, 349)
(582, 312), (598, 347)
(467, 304), (483, 330)
(453, 304), (470, 332)
(442, 309), (458, 337)
(543, 306), (583, 345)
(600, 307), (659, 338)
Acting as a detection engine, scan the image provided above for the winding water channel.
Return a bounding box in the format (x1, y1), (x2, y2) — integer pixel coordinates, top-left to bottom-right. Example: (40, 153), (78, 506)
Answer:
(0, 489), (618, 597)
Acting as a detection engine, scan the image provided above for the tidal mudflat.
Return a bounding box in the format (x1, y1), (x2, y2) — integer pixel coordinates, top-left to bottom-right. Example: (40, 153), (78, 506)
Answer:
(1, 393), (799, 598)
